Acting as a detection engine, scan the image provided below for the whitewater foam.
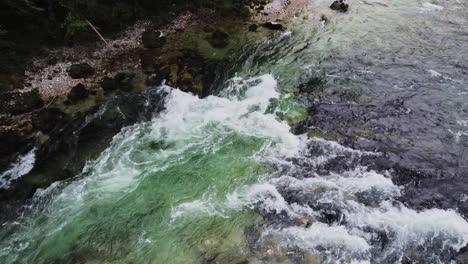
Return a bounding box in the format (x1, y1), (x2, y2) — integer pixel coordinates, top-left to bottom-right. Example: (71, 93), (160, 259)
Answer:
(0, 148), (36, 189)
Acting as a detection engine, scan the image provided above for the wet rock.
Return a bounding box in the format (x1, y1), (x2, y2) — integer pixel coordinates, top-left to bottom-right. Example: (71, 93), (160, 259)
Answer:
(298, 77), (324, 93)
(209, 30), (230, 49)
(320, 15), (329, 24)
(0, 88), (43, 115)
(66, 83), (89, 104)
(263, 22), (284, 30)
(32, 108), (68, 133)
(158, 50), (222, 96)
(100, 73), (135, 93)
(301, 255), (321, 264)
(100, 76), (116, 92)
(248, 24), (259, 32)
(330, 0), (349, 12)
(141, 29), (166, 49)
(318, 204), (346, 225)
(0, 127), (27, 157)
(203, 25), (215, 33)
(114, 72), (135, 92)
(69, 63), (95, 79)
(139, 48), (161, 73)
(454, 247), (468, 263)
(47, 57), (58, 65)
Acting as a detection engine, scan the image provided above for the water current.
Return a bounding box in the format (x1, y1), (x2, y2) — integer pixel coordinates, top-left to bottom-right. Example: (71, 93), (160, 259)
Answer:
(1, 0), (468, 263)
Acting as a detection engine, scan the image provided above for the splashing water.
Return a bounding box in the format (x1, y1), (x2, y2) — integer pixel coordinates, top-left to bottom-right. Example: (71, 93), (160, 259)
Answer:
(2, 0), (468, 263)
(2, 73), (466, 264)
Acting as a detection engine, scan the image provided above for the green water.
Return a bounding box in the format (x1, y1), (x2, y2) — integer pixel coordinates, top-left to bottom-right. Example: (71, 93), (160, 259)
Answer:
(0, 75), (297, 263)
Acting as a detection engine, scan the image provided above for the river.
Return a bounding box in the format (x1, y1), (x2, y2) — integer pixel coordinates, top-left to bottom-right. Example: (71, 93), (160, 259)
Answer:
(1, 0), (468, 263)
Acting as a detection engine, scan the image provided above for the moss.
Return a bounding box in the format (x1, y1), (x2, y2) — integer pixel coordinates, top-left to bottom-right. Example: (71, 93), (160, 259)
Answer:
(63, 12), (90, 41)
(307, 129), (341, 141)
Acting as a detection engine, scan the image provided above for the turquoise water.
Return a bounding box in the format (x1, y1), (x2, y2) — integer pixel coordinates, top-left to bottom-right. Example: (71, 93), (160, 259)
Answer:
(0, 75), (303, 263)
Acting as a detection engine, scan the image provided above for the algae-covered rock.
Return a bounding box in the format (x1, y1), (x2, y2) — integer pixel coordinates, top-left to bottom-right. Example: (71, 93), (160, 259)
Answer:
(209, 30), (230, 48)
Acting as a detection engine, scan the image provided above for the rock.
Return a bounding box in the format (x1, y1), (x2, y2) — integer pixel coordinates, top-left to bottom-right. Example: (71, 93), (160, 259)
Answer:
(454, 247), (468, 263)
(0, 127), (28, 159)
(0, 89), (43, 115)
(248, 24), (259, 32)
(320, 14), (329, 24)
(209, 30), (230, 49)
(139, 49), (161, 73)
(69, 63), (95, 79)
(32, 108), (68, 133)
(141, 29), (166, 49)
(100, 73), (135, 92)
(66, 83), (89, 104)
(114, 72), (135, 92)
(262, 22), (284, 30)
(302, 255), (321, 264)
(157, 50), (221, 96)
(100, 76), (116, 92)
(330, 0), (349, 12)
(298, 77), (324, 93)
(47, 57), (58, 65)
(203, 25), (215, 33)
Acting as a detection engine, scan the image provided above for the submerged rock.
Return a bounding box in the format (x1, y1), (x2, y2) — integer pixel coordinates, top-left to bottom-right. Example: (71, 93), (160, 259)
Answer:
(209, 30), (230, 48)
(69, 63), (95, 79)
(0, 89), (43, 115)
(263, 22), (284, 30)
(330, 0), (349, 12)
(114, 72), (136, 92)
(248, 24), (259, 32)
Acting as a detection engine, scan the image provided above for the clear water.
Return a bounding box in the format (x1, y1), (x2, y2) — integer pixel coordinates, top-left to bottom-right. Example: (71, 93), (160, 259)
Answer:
(1, 0), (468, 263)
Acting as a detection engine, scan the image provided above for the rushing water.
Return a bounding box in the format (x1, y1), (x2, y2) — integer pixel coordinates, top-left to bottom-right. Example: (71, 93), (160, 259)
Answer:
(1, 0), (468, 263)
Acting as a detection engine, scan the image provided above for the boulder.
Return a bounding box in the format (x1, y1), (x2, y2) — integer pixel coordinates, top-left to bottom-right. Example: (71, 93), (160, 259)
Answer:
(100, 76), (116, 92)
(248, 24), (259, 32)
(141, 30), (166, 49)
(139, 49), (161, 73)
(262, 22), (284, 30)
(330, 0), (349, 12)
(69, 63), (95, 79)
(47, 57), (58, 65)
(209, 30), (230, 49)
(114, 72), (135, 92)
(66, 83), (89, 104)
(0, 89), (43, 115)
(100, 73), (135, 92)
